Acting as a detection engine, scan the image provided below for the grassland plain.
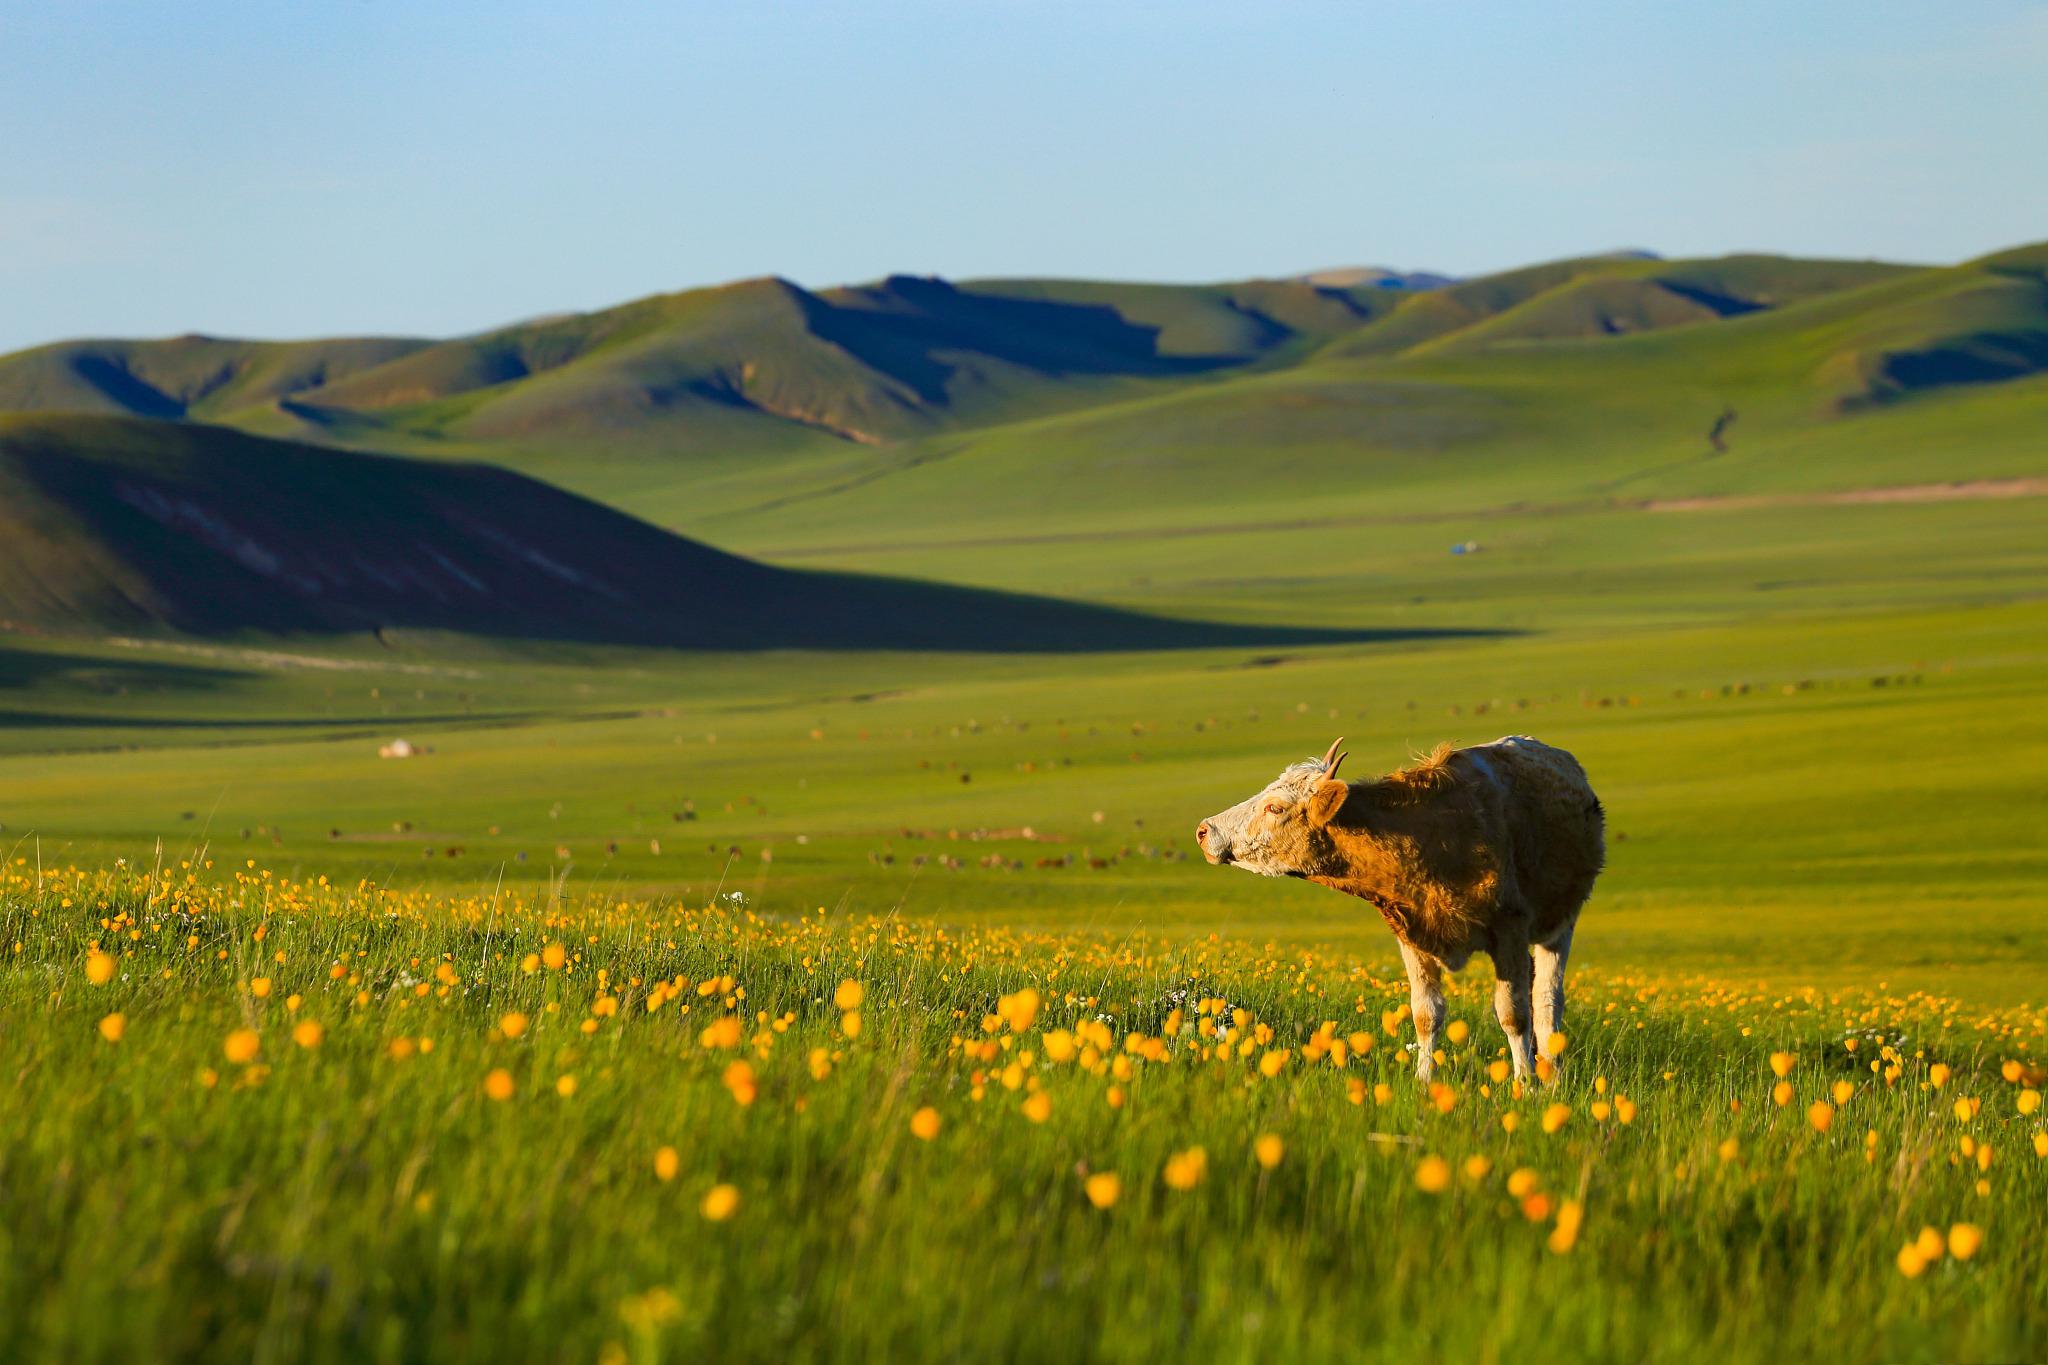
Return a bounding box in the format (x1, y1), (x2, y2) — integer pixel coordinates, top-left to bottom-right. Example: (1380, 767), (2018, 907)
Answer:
(4, 864), (2043, 1364)
(3, 485), (2043, 1003)
(3, 243), (2046, 1362)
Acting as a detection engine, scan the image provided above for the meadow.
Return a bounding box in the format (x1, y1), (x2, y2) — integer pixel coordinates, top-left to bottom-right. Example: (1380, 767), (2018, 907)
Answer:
(3, 492), (2045, 1361)
(3, 247), (2047, 1361)
(6, 861), (2043, 1363)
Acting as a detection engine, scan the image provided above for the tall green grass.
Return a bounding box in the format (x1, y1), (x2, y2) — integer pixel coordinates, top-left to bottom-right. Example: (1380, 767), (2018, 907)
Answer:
(5, 867), (2041, 1363)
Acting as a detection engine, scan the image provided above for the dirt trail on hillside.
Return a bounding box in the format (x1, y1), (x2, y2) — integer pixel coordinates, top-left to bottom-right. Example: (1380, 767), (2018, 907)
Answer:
(766, 477), (2048, 560)
(1643, 477), (2048, 513)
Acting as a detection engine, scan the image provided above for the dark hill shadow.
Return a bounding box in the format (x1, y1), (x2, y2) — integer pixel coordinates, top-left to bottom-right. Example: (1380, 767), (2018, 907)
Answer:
(1652, 280), (1767, 319)
(71, 355), (186, 418)
(1, 416), (1505, 655)
(1878, 330), (2048, 392)
(799, 277), (1237, 406)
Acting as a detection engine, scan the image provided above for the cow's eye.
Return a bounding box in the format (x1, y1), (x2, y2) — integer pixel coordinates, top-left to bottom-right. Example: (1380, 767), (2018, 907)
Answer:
(1263, 802), (1286, 816)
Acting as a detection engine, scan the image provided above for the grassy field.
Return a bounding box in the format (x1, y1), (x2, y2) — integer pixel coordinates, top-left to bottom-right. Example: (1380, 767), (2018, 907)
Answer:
(4, 487), (2042, 1005)
(3, 245), (2047, 1361)
(5, 864), (2043, 1363)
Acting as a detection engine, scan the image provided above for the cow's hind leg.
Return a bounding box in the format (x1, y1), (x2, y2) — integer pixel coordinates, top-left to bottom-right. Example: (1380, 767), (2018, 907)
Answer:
(1399, 943), (1446, 1083)
(1490, 926), (1537, 1079)
(1533, 919), (1574, 1062)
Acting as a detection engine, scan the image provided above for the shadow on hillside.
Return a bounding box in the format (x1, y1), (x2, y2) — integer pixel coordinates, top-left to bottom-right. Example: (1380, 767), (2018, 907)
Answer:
(0, 645), (247, 694)
(1878, 331), (2048, 392)
(799, 277), (1236, 405)
(714, 571), (1507, 654)
(1653, 280), (1766, 319)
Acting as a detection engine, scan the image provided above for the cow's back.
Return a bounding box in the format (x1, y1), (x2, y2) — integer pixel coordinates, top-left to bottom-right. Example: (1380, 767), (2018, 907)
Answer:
(1473, 736), (1605, 939)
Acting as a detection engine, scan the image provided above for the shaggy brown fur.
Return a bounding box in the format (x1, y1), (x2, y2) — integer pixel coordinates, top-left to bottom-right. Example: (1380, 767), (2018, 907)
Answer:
(1196, 735), (1604, 1079)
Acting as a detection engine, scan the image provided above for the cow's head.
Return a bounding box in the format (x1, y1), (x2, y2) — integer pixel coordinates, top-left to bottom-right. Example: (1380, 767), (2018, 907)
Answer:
(1196, 738), (1350, 877)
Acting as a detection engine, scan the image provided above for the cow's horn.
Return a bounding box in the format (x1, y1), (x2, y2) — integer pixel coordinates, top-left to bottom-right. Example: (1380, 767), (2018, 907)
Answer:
(1319, 736), (1345, 771)
(1326, 750), (1347, 781)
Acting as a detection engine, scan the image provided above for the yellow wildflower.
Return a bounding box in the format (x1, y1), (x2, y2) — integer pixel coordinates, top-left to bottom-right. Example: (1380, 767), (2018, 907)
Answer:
(1548, 1199), (1583, 1253)
(700, 1183), (740, 1221)
(1163, 1147), (1208, 1190)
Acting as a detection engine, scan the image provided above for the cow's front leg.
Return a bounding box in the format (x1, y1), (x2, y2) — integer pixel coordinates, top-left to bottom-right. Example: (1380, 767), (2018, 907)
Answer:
(1490, 927), (1537, 1079)
(1399, 942), (1446, 1082)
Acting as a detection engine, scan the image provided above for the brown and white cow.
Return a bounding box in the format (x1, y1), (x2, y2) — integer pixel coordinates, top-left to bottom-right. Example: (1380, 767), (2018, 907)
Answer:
(1196, 736), (1604, 1080)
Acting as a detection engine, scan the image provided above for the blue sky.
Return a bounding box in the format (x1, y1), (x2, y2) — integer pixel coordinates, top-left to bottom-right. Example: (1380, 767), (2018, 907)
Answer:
(2, 0), (2044, 351)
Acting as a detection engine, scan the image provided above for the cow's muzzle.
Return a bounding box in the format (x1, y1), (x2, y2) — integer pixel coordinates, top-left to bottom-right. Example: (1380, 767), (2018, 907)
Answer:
(1196, 821), (1232, 865)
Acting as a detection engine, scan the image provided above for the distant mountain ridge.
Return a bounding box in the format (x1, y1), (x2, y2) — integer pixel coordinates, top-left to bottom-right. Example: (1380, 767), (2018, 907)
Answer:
(0, 246), (1965, 462)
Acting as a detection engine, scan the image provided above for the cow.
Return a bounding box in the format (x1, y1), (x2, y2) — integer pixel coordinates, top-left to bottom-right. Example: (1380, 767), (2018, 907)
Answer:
(1196, 736), (1604, 1081)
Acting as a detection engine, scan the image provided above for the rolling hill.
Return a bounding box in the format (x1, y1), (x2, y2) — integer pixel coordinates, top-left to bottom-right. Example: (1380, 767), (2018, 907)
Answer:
(0, 414), (1424, 652)
(1, 242), (2043, 592)
(0, 248), (1940, 471)
(0, 274), (1406, 456)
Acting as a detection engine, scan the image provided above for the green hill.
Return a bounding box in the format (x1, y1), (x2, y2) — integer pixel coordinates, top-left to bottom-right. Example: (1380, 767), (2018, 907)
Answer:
(1, 244), (2042, 552)
(0, 414), (1417, 652)
(0, 251), (1907, 467)
(685, 245), (2048, 554)
(205, 273), (1399, 457)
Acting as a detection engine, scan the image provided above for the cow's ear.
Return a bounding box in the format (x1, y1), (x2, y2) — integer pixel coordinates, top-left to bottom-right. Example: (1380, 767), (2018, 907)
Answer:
(1307, 778), (1350, 827)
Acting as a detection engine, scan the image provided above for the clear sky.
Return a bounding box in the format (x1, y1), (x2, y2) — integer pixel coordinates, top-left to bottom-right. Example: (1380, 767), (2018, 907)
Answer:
(3, 0), (2044, 352)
